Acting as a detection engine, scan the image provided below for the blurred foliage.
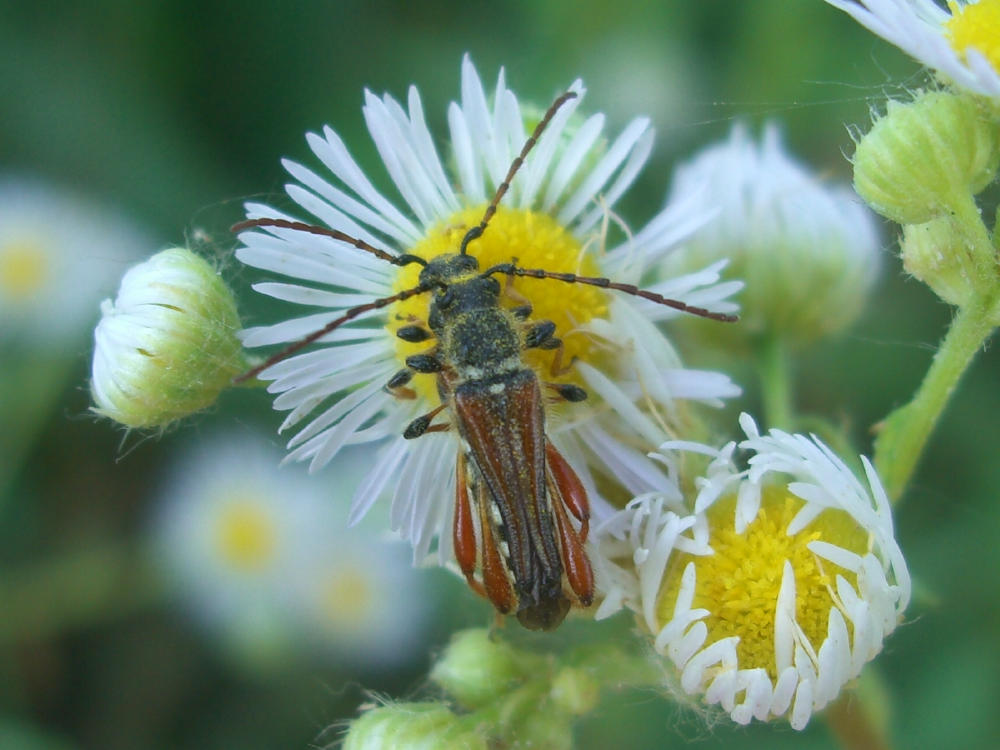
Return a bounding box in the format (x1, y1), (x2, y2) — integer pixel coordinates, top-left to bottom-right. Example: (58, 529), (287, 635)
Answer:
(1, 1), (998, 749)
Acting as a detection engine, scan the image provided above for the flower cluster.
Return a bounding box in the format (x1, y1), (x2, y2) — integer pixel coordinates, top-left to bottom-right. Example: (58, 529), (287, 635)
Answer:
(88, 54), (917, 736)
(153, 433), (428, 669)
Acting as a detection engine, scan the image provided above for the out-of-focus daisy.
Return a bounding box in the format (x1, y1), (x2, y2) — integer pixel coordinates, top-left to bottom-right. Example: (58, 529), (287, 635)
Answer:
(599, 415), (910, 729)
(0, 176), (148, 347)
(824, 0), (1000, 99)
(153, 435), (427, 668)
(235, 56), (739, 568)
(663, 123), (880, 348)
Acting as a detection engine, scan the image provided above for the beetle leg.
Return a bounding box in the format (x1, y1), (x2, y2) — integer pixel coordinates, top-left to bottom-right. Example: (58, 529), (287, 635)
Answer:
(545, 442), (590, 541)
(545, 382), (587, 404)
(454, 454), (485, 597)
(549, 469), (595, 606)
(547, 338), (577, 377)
(477, 484), (517, 615)
(403, 404), (448, 439)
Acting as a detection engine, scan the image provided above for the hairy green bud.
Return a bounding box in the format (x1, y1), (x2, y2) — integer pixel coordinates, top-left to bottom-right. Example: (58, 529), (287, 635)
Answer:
(853, 91), (1000, 225)
(90, 247), (244, 427)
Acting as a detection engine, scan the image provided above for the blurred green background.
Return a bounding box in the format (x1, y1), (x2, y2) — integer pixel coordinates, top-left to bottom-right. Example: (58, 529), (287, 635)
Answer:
(1, 1), (998, 748)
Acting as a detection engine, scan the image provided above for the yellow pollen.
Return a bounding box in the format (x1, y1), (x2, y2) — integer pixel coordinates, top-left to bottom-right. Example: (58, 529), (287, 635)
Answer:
(657, 487), (869, 680)
(0, 238), (50, 300)
(390, 206), (609, 405)
(214, 497), (279, 572)
(945, 0), (1000, 73)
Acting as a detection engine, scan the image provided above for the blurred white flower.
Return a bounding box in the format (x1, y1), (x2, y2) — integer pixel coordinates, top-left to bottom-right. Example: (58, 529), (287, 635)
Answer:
(663, 123), (880, 347)
(596, 415), (910, 729)
(825, 0), (1000, 99)
(0, 176), (149, 347)
(153, 434), (428, 668)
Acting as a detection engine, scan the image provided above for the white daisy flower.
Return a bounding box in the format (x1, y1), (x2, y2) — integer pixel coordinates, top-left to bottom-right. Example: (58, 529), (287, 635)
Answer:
(663, 123), (880, 347)
(0, 176), (149, 347)
(824, 0), (1000, 99)
(601, 414), (910, 729)
(235, 56), (740, 567)
(153, 435), (428, 667)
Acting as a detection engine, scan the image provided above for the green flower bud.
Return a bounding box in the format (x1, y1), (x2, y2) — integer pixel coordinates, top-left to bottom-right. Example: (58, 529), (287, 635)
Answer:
(90, 247), (244, 428)
(901, 217), (979, 307)
(853, 91), (1000, 225)
(550, 666), (599, 716)
(342, 702), (487, 750)
(429, 629), (536, 709)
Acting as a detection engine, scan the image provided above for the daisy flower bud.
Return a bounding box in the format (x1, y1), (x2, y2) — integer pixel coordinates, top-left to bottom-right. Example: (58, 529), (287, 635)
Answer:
(852, 91), (1000, 225)
(901, 216), (995, 309)
(90, 247), (245, 428)
(430, 629), (536, 709)
(606, 415), (910, 730)
(663, 124), (878, 348)
(342, 702), (487, 750)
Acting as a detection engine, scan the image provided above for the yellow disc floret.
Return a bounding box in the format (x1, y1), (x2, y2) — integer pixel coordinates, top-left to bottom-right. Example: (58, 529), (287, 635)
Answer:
(946, 0), (1000, 74)
(215, 496), (279, 573)
(0, 237), (50, 300)
(657, 487), (869, 680)
(390, 205), (609, 405)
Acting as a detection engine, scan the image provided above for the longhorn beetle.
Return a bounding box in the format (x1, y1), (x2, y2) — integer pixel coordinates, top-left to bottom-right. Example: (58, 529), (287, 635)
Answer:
(233, 90), (736, 630)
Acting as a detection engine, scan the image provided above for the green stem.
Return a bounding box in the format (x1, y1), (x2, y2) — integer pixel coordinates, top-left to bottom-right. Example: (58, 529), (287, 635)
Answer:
(874, 296), (997, 502)
(757, 334), (794, 431)
(948, 191), (996, 283)
(0, 542), (165, 642)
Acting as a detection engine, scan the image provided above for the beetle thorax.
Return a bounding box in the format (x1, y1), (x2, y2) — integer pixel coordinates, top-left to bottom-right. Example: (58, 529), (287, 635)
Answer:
(430, 275), (523, 380)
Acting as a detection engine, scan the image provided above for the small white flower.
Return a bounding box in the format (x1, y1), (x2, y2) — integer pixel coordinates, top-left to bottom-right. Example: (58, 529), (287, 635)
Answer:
(153, 435), (428, 667)
(600, 415), (910, 729)
(0, 176), (149, 346)
(663, 123), (880, 346)
(824, 0), (1000, 99)
(235, 56), (739, 565)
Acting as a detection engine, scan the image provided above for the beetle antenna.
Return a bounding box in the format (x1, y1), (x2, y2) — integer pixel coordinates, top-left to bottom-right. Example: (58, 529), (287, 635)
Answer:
(233, 218), (427, 267)
(234, 281), (438, 384)
(460, 90), (578, 255)
(480, 262), (738, 322)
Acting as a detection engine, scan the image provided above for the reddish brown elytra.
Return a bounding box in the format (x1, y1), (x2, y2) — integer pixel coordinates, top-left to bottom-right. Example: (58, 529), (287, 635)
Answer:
(233, 90), (736, 630)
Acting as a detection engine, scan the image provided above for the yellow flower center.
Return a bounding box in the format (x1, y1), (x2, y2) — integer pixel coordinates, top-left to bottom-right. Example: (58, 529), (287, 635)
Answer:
(390, 206), (608, 405)
(215, 497), (279, 572)
(319, 563), (375, 631)
(0, 237), (50, 300)
(946, 0), (1000, 73)
(657, 487), (869, 680)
